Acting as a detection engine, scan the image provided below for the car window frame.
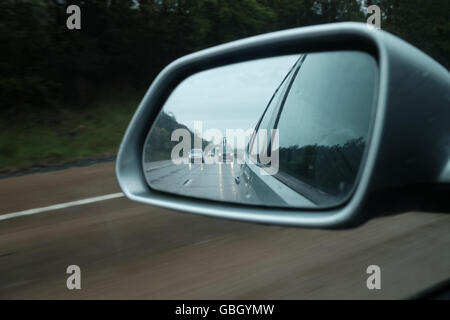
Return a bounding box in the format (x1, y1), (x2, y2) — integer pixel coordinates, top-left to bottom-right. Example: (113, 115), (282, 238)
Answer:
(249, 54), (334, 205)
(270, 51), (378, 205)
(247, 55), (304, 163)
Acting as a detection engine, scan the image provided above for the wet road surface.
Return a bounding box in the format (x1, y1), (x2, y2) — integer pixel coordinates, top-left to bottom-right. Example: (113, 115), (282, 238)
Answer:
(0, 162), (449, 299)
(145, 160), (239, 203)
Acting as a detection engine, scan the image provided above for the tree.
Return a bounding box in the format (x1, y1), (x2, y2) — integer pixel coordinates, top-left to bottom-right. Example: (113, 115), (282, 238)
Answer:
(367, 0), (449, 68)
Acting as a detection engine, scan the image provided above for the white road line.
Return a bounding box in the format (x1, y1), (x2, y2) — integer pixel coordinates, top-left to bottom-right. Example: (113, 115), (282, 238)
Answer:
(0, 192), (124, 221)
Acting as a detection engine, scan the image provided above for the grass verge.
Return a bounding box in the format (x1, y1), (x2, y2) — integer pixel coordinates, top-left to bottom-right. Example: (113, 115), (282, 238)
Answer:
(0, 94), (141, 174)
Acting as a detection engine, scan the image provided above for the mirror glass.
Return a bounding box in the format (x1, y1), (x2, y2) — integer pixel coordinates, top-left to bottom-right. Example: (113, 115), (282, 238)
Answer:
(143, 51), (377, 208)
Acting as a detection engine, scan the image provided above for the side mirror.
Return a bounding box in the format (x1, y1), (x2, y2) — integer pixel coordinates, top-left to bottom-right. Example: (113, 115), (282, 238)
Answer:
(116, 22), (450, 228)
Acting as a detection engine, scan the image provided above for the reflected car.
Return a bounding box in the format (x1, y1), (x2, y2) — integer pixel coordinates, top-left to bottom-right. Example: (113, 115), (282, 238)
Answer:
(189, 149), (204, 164)
(218, 151), (234, 163)
(237, 51), (377, 208)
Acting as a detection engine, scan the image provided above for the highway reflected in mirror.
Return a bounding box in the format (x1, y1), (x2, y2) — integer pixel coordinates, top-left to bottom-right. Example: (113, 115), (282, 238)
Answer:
(144, 160), (239, 202)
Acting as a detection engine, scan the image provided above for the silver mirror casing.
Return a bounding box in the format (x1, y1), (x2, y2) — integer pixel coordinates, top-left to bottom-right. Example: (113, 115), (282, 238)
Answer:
(116, 22), (450, 228)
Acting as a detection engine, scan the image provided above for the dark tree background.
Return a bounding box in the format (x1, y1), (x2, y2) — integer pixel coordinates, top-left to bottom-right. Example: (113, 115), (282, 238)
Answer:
(1, 0), (448, 124)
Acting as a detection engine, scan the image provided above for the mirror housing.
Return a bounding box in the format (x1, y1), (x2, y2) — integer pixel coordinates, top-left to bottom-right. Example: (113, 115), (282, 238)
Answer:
(116, 22), (449, 228)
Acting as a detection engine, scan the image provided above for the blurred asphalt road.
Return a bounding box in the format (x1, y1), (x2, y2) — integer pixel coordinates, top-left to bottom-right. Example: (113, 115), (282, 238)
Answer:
(0, 162), (449, 299)
(144, 160), (240, 203)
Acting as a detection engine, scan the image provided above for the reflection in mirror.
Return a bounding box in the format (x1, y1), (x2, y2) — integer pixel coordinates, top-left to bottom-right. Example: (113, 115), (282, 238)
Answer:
(143, 51), (377, 209)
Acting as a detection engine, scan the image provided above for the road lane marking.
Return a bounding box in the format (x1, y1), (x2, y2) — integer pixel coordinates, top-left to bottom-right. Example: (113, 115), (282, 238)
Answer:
(0, 192), (124, 221)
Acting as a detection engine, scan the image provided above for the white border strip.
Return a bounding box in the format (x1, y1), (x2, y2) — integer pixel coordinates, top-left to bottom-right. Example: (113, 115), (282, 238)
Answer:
(0, 192), (124, 221)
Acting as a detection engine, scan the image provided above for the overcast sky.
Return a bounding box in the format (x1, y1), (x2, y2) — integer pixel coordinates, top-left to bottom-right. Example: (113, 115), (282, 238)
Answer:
(161, 55), (300, 145)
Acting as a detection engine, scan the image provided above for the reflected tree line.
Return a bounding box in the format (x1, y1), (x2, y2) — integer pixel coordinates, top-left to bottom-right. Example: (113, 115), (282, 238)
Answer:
(146, 109), (366, 198)
(279, 137), (365, 196)
(144, 111), (209, 162)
